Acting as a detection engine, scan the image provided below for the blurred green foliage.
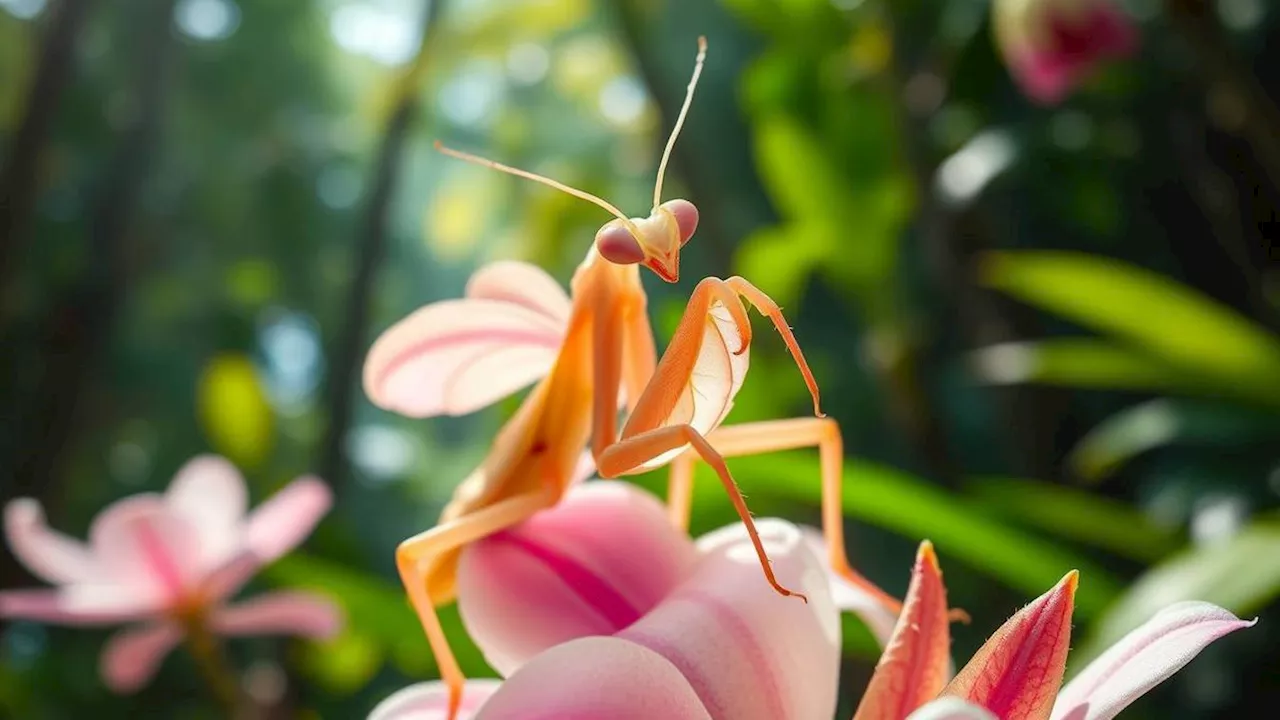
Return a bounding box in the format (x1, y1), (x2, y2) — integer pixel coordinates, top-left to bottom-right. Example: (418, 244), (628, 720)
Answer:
(2, 0), (1280, 717)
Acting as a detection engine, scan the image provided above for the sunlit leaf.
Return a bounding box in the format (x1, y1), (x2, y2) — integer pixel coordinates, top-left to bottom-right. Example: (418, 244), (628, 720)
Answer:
(981, 252), (1280, 397)
(1070, 399), (1280, 482)
(196, 353), (274, 469)
(673, 454), (1123, 617)
(1071, 520), (1280, 670)
(970, 339), (1228, 395)
(427, 170), (501, 260)
(735, 225), (829, 310)
(968, 477), (1184, 562)
(299, 630), (383, 694)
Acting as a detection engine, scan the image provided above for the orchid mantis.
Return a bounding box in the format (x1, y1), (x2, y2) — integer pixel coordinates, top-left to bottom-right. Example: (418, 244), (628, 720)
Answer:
(362, 36), (899, 718)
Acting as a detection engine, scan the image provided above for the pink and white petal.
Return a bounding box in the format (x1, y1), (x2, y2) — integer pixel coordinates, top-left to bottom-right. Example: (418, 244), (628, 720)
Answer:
(908, 698), (999, 720)
(801, 528), (898, 647)
(942, 572), (1078, 720)
(369, 680), (502, 720)
(854, 542), (952, 720)
(616, 519), (840, 720)
(100, 621), (184, 693)
(210, 591), (342, 639)
(457, 482), (696, 675)
(200, 551), (263, 602)
(465, 261), (571, 324)
(1051, 602), (1255, 720)
(165, 455), (249, 572)
(4, 498), (98, 584)
(0, 589), (154, 626)
(244, 476), (331, 563)
(363, 299), (566, 418)
(476, 637), (712, 720)
(87, 495), (204, 603)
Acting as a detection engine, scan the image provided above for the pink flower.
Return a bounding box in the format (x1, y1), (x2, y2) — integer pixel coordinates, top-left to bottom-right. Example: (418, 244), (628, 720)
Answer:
(0, 455), (342, 693)
(852, 544), (1255, 720)
(993, 0), (1138, 104)
(369, 481), (896, 719)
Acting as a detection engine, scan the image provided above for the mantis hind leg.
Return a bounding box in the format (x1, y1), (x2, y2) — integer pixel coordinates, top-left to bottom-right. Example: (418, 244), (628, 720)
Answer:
(597, 424), (808, 602)
(395, 488), (558, 719)
(665, 417), (903, 614)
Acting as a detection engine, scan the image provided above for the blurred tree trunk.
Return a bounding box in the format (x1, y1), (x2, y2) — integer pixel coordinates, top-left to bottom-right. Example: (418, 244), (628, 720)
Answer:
(882, 11), (1067, 482)
(0, 0), (95, 314)
(0, 0), (179, 588)
(317, 0), (445, 494)
(1164, 0), (1280, 196)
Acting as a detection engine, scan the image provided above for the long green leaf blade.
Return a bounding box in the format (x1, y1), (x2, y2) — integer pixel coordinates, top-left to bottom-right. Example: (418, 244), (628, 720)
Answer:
(981, 251), (1280, 391)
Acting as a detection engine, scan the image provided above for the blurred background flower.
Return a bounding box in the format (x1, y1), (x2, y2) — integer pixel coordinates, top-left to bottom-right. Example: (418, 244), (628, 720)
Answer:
(1, 0), (1279, 716)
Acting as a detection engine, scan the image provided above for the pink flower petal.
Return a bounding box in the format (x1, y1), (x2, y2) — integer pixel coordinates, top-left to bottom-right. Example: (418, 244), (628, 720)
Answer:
(362, 295), (567, 419)
(209, 590), (343, 639)
(100, 621), (184, 693)
(88, 495), (203, 604)
(0, 589), (154, 626)
(996, 0), (1138, 105)
(165, 455), (248, 572)
(476, 637), (712, 720)
(801, 527), (898, 647)
(368, 680), (502, 720)
(4, 498), (98, 584)
(909, 698), (999, 720)
(464, 261), (571, 325)
(615, 519), (840, 720)
(244, 475), (331, 562)
(942, 571), (1078, 720)
(457, 482), (697, 675)
(1051, 601), (1255, 720)
(854, 541), (952, 720)
(200, 551), (263, 602)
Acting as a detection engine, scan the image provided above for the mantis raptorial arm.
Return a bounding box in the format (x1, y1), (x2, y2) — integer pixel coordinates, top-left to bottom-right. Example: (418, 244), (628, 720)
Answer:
(394, 487), (559, 718)
(589, 277), (830, 603)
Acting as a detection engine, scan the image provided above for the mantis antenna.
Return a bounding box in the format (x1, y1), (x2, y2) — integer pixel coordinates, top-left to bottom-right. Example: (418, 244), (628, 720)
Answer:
(652, 36), (707, 211)
(433, 141), (643, 238)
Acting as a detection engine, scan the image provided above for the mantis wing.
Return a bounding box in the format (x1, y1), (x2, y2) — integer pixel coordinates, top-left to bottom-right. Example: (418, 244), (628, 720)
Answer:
(635, 300), (749, 470)
(363, 262), (571, 418)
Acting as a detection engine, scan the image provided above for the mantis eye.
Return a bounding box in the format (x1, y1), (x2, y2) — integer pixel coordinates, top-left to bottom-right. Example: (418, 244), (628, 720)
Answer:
(661, 199), (699, 246)
(595, 221), (645, 264)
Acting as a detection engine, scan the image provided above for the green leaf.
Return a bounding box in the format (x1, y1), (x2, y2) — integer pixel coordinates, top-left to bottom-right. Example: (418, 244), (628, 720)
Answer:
(676, 454), (1124, 618)
(968, 476), (1184, 562)
(263, 554), (494, 679)
(1071, 520), (1280, 671)
(1070, 398), (1280, 481)
(981, 251), (1280, 394)
(969, 339), (1247, 398)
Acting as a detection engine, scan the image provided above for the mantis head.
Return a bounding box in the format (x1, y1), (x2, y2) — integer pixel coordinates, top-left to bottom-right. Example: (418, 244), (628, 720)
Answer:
(594, 200), (698, 283)
(433, 36), (708, 285)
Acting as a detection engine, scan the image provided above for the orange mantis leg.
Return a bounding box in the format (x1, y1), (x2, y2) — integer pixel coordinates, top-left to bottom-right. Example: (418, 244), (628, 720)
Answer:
(395, 486), (559, 719)
(664, 418), (904, 614)
(596, 424), (808, 602)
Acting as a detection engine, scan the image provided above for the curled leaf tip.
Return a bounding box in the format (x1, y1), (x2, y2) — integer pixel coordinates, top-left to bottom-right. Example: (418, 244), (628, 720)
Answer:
(1062, 569), (1080, 594)
(917, 539), (939, 567)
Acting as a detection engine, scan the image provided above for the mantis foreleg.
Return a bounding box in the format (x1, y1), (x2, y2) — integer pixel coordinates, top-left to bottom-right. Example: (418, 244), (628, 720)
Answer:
(395, 487), (558, 719)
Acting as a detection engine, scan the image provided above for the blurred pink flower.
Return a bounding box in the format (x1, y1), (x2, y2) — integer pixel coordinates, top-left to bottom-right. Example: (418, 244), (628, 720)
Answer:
(993, 0), (1138, 104)
(0, 455), (342, 693)
(369, 481), (900, 720)
(851, 546), (1255, 720)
